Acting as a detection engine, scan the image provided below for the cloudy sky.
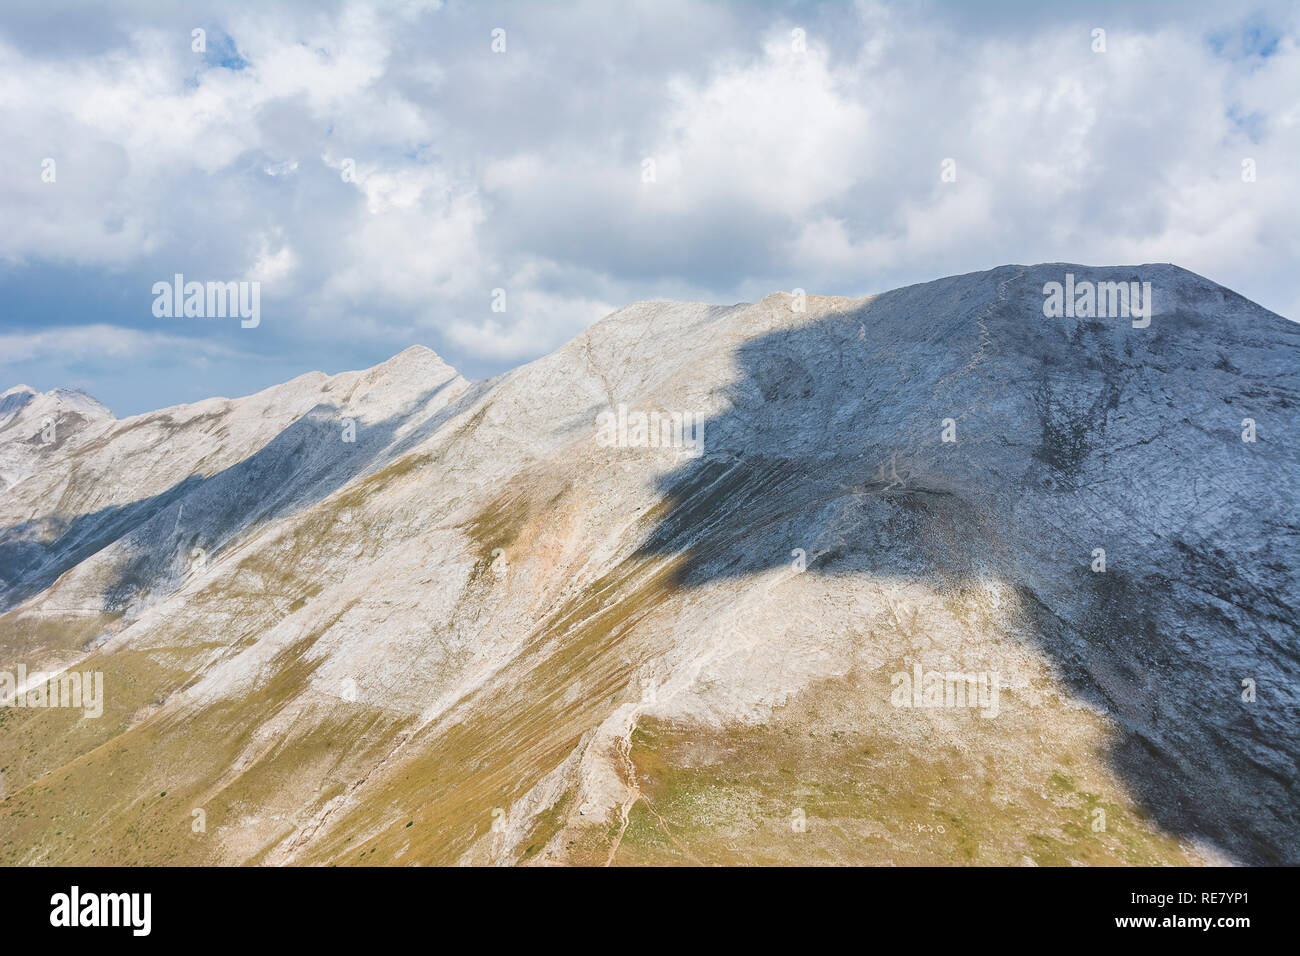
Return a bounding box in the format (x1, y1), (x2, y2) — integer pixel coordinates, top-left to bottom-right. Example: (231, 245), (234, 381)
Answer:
(2, 0), (1296, 415)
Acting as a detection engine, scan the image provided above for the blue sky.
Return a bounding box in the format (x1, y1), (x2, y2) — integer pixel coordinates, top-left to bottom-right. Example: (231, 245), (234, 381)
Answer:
(2, 0), (1297, 416)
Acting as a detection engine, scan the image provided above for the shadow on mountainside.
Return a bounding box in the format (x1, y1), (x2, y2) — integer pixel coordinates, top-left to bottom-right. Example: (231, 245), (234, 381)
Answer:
(633, 267), (1299, 865)
(0, 376), (482, 624)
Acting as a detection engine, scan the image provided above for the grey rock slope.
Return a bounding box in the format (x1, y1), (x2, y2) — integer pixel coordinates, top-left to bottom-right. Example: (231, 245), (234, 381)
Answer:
(0, 263), (1294, 867)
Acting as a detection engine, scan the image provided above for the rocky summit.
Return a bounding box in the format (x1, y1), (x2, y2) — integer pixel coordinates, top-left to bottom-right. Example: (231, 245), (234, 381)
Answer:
(0, 263), (1295, 866)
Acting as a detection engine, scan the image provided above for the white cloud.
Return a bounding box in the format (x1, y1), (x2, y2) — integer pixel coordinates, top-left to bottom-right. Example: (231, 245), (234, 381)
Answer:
(0, 325), (248, 366)
(0, 0), (1297, 412)
(653, 34), (874, 218)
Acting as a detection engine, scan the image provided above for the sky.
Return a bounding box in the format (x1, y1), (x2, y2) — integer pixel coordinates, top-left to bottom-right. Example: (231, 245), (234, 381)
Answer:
(1, 0), (1296, 416)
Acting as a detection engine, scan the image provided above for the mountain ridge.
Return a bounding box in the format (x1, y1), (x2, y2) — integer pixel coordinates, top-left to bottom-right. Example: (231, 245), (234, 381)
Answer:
(0, 262), (1295, 867)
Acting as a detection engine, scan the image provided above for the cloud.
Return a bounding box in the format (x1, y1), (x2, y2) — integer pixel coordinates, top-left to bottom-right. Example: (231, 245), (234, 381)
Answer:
(0, 324), (248, 366)
(654, 33), (874, 219)
(0, 0), (1297, 415)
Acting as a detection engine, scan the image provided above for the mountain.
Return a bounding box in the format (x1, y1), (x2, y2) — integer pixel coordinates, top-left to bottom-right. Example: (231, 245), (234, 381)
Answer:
(0, 263), (1295, 866)
(0, 385), (114, 493)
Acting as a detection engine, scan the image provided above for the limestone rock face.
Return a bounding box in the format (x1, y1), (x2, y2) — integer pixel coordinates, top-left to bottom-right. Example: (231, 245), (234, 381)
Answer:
(0, 264), (1295, 866)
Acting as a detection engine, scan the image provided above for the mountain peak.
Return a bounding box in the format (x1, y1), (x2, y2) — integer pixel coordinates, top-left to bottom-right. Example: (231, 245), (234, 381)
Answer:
(0, 383), (114, 429)
(47, 387), (114, 417)
(367, 343), (461, 385)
